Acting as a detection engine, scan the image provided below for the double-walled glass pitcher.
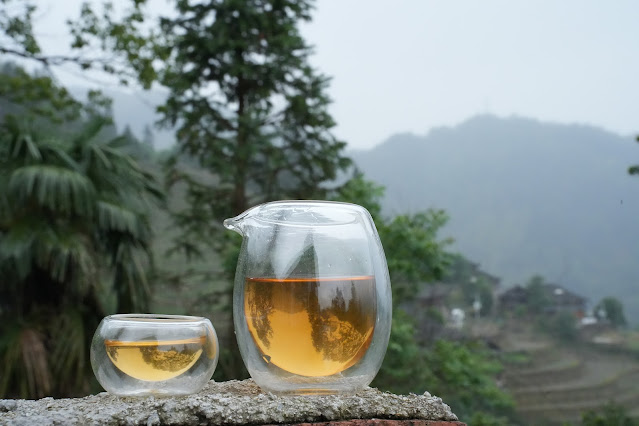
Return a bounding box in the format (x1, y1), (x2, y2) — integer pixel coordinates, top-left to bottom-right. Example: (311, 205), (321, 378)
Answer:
(224, 201), (391, 394)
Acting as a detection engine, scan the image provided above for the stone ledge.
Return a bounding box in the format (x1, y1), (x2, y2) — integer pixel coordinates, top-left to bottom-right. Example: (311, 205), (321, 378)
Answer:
(0, 379), (461, 426)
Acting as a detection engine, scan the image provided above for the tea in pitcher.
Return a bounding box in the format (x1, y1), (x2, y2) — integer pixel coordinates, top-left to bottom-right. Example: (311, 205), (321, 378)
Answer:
(244, 276), (376, 377)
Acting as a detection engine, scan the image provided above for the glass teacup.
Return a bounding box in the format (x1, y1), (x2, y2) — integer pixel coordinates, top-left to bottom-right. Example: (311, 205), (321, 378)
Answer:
(90, 314), (218, 396)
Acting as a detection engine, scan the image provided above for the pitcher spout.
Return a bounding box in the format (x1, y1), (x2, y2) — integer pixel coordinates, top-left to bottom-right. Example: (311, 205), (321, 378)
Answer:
(223, 205), (259, 236)
(223, 215), (245, 235)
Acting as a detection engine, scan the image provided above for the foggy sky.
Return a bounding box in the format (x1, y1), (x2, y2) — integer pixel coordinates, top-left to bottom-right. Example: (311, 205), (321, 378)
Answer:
(32, 0), (639, 149)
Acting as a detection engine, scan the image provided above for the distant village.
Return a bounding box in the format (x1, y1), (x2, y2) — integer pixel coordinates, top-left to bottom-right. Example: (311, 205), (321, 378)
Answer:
(408, 258), (623, 345)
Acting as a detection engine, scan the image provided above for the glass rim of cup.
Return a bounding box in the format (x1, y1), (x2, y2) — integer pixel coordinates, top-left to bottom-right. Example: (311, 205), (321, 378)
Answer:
(105, 313), (208, 325)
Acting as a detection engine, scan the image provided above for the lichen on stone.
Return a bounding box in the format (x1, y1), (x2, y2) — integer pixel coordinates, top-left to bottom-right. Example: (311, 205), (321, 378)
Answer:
(0, 379), (458, 425)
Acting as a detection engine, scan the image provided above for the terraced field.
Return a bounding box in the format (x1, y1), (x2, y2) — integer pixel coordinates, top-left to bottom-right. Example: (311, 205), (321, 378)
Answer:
(499, 323), (639, 424)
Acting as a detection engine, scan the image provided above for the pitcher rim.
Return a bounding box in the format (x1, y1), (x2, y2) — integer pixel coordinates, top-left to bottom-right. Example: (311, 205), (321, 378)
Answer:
(245, 200), (369, 227)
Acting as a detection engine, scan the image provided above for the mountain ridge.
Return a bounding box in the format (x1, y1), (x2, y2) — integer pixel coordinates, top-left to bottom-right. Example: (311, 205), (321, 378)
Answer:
(350, 115), (639, 322)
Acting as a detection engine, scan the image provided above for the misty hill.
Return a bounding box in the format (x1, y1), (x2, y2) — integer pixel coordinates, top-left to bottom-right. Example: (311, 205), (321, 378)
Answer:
(69, 86), (175, 149)
(351, 115), (639, 322)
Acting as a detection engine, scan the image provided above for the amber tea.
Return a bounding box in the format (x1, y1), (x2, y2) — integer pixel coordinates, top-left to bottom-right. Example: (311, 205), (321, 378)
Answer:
(244, 276), (376, 377)
(105, 336), (206, 381)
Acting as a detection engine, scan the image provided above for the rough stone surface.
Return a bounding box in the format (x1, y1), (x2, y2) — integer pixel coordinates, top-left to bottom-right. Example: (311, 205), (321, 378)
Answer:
(0, 380), (459, 426)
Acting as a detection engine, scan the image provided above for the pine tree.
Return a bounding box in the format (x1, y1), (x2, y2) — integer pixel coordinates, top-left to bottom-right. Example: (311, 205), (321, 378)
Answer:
(69, 0), (351, 255)
(142, 124), (154, 149)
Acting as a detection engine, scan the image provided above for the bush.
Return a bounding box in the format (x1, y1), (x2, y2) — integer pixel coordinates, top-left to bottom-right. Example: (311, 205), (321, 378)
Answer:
(582, 402), (636, 426)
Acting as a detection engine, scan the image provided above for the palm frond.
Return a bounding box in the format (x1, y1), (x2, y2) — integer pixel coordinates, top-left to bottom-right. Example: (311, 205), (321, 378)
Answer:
(105, 134), (131, 149)
(51, 310), (86, 393)
(0, 222), (37, 281)
(71, 116), (109, 147)
(103, 144), (143, 173)
(12, 133), (42, 163)
(34, 229), (96, 287)
(113, 243), (151, 312)
(38, 138), (80, 171)
(96, 200), (143, 237)
(88, 143), (113, 171)
(1, 116), (42, 163)
(9, 165), (95, 216)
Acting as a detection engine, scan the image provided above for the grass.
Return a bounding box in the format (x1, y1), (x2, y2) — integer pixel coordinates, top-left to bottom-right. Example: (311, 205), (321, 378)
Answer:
(499, 321), (639, 425)
(501, 351), (531, 366)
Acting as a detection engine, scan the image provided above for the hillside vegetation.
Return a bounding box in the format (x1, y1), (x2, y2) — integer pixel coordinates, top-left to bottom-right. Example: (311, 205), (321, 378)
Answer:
(351, 115), (639, 322)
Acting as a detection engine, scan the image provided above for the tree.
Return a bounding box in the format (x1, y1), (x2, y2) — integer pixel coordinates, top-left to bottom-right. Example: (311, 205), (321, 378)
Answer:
(0, 62), (82, 124)
(539, 310), (578, 341)
(0, 73), (163, 397)
(0, 0), (41, 61)
(595, 297), (627, 328)
(582, 402), (636, 426)
(1, 0), (129, 76)
(69, 0), (351, 240)
(67, 0), (353, 380)
(119, 123), (154, 159)
(142, 124), (154, 149)
(525, 275), (551, 315)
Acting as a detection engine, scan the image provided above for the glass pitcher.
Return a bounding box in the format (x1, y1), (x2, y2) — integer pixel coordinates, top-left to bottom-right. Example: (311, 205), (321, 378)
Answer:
(224, 200), (391, 394)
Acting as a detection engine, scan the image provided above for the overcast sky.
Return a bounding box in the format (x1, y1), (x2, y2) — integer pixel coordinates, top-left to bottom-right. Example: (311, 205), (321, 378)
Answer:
(33, 0), (639, 149)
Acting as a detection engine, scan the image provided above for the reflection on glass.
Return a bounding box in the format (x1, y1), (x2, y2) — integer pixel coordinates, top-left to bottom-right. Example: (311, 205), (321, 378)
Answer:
(244, 276), (376, 377)
(105, 337), (206, 382)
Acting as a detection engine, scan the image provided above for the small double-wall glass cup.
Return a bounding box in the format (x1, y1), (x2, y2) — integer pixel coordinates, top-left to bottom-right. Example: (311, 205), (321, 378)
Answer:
(91, 314), (218, 396)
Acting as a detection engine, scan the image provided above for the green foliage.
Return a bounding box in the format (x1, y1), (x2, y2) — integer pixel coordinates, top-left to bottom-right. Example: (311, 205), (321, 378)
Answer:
(582, 402), (636, 426)
(0, 63), (80, 123)
(0, 100), (163, 398)
(427, 340), (515, 422)
(332, 173), (385, 220)
(538, 311), (578, 341)
(380, 211), (452, 304)
(371, 310), (430, 394)
(500, 351), (531, 366)
(0, 0), (40, 57)
(0, 62), (116, 132)
(371, 312), (514, 423)
(332, 174), (453, 305)
(525, 274), (551, 314)
(0, 1), (106, 72)
(595, 297), (627, 328)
